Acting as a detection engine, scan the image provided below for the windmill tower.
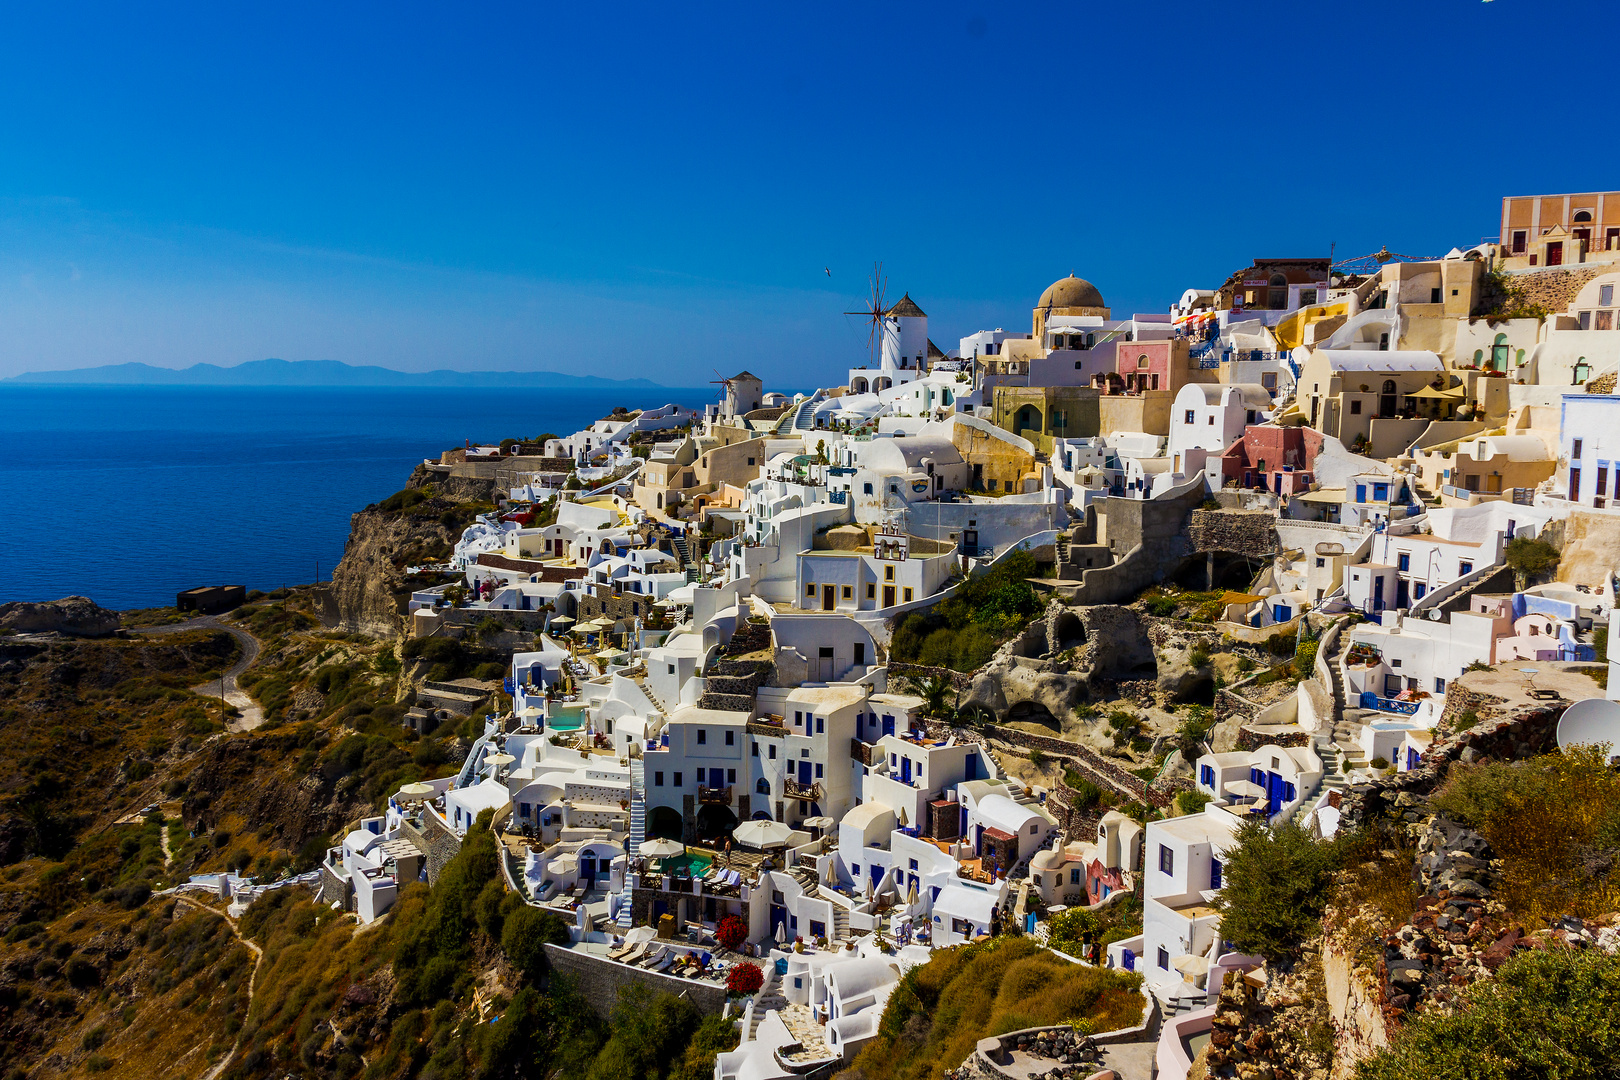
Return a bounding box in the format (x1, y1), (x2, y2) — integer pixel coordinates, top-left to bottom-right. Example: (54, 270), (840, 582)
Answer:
(843, 263), (926, 394)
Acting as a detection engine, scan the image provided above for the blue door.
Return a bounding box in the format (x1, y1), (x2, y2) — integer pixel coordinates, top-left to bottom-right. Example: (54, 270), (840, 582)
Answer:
(771, 904), (788, 937)
(901, 757), (912, 784)
(882, 714), (895, 737)
(965, 753), (979, 780)
(1265, 772), (1284, 817)
(1122, 949), (1136, 972)
(798, 761), (812, 785)
(1373, 577), (1385, 611)
(710, 768), (725, 787)
(870, 865), (883, 891)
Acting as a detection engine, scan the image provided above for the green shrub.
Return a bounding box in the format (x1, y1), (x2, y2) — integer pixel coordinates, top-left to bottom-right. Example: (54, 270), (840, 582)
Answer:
(1429, 746), (1620, 921)
(1213, 819), (1344, 963)
(1174, 789), (1212, 817)
(1357, 949), (1620, 1080)
(1369, 756), (1390, 770)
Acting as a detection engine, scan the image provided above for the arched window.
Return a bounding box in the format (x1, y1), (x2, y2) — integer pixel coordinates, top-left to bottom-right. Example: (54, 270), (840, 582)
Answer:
(1575, 210), (1594, 223)
(1137, 354), (1150, 368)
(1382, 379), (1397, 393)
(1268, 273), (1289, 310)
(756, 777), (771, 795)
(1268, 273), (1288, 287)
(1574, 358), (1591, 384)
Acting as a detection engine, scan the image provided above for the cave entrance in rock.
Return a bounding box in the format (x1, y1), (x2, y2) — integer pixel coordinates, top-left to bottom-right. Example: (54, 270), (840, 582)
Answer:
(1006, 700), (1061, 732)
(1053, 611), (1085, 652)
(1173, 552), (1264, 593)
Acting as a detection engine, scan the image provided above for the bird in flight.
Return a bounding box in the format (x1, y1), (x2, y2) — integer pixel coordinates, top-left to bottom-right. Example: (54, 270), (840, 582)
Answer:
(824, 267), (831, 276)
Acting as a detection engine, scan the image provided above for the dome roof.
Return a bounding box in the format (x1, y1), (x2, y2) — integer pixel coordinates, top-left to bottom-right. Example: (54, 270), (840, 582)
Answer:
(1037, 274), (1106, 311)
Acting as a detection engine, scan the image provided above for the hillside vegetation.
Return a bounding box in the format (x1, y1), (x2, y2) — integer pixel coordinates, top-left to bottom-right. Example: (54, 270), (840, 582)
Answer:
(844, 936), (1143, 1080)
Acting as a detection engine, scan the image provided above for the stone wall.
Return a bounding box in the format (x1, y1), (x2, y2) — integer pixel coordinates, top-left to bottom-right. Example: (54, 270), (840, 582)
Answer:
(1340, 698), (1561, 830)
(1235, 725), (1310, 751)
(1186, 508), (1280, 557)
(974, 723), (1177, 811)
(410, 811), (464, 886)
(889, 662), (974, 693)
(543, 943), (730, 1018)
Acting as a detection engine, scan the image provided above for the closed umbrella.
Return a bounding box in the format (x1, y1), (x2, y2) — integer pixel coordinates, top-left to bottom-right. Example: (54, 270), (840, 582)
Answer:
(733, 819), (794, 850)
(906, 878), (919, 907)
(775, 920), (788, 944)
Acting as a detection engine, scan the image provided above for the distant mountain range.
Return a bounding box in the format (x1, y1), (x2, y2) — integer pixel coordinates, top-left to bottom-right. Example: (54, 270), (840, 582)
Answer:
(3, 358), (666, 388)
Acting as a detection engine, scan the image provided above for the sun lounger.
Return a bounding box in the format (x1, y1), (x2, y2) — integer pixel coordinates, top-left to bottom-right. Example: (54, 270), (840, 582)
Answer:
(651, 950), (676, 972)
(638, 946), (667, 969)
(607, 940), (635, 962)
(620, 941), (651, 966)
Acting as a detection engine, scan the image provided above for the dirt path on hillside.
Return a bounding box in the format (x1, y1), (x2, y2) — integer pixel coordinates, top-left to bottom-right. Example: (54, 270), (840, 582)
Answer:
(162, 895), (264, 1080)
(135, 615), (265, 730)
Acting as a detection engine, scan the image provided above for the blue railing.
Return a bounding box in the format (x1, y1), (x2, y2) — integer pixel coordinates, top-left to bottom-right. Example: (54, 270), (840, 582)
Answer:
(828, 490), (847, 504)
(1360, 691), (1419, 715)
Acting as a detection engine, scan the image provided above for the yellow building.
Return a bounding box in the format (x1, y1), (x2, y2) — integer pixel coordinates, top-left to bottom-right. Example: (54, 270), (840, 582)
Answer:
(990, 386), (1100, 454)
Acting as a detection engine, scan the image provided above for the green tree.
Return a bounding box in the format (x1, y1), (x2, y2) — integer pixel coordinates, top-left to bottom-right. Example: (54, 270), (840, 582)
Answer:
(1357, 948), (1620, 1080)
(1504, 535), (1560, 590)
(587, 985), (701, 1080)
(1212, 819), (1342, 963)
(501, 904), (572, 985)
(918, 674), (955, 719)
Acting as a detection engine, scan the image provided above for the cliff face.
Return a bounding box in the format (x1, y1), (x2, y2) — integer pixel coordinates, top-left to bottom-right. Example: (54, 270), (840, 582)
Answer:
(321, 506), (460, 639)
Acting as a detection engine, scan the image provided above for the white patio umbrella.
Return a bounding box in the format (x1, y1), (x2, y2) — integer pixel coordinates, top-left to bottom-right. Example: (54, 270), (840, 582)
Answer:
(548, 853), (579, 875)
(733, 819), (794, 850)
(1224, 780), (1265, 799)
(1172, 953), (1212, 978)
(396, 782), (434, 802)
(640, 838), (685, 859)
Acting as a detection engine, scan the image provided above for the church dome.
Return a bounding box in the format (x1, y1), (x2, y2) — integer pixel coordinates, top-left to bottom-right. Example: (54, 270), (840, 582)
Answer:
(1037, 274), (1106, 311)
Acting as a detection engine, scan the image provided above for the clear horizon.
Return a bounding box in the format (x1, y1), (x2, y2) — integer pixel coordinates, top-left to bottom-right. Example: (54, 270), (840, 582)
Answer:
(0, 1), (1601, 388)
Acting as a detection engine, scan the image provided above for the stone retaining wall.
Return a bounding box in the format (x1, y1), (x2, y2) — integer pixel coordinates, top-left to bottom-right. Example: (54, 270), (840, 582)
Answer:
(889, 662), (975, 693)
(1186, 508), (1280, 557)
(542, 943), (730, 1017)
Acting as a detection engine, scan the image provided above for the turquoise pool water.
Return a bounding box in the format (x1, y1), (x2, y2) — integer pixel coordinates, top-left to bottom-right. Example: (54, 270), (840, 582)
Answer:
(548, 704), (586, 731)
(662, 851), (713, 877)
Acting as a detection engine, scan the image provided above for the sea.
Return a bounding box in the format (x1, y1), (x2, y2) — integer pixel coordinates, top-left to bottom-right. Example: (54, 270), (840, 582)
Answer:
(0, 383), (718, 610)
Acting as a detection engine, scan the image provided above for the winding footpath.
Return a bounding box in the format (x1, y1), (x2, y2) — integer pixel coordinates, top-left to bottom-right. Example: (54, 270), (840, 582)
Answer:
(134, 615), (265, 730)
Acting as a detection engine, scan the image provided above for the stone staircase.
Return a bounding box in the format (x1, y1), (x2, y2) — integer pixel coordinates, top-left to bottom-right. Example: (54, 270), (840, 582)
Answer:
(669, 533), (693, 569)
(832, 905), (850, 944)
(698, 619), (774, 711)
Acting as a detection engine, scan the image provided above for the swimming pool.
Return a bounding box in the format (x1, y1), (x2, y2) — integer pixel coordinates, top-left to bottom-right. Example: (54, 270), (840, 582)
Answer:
(548, 704), (587, 731)
(661, 851), (713, 877)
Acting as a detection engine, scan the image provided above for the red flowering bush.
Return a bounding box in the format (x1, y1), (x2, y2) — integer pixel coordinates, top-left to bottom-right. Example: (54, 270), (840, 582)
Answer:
(715, 914), (748, 951)
(726, 962), (764, 996)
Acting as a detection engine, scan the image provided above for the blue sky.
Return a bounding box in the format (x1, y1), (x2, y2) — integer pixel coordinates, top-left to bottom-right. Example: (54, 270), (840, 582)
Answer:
(0, 1), (1602, 387)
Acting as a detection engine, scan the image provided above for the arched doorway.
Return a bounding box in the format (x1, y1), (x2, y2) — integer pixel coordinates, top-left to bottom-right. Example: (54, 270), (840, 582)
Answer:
(696, 802), (738, 842)
(647, 806), (683, 841)
(1014, 405), (1043, 433)
(1379, 379), (1397, 417)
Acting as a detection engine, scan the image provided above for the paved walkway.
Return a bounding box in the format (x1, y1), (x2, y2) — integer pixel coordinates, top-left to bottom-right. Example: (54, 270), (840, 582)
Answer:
(135, 615), (265, 730)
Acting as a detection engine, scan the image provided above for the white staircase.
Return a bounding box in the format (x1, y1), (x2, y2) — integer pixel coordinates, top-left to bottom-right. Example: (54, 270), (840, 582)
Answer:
(617, 757), (646, 929)
(748, 963), (787, 1041)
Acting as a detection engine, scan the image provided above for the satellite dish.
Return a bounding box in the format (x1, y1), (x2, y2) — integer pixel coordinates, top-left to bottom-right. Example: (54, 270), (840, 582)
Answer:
(1556, 698), (1620, 761)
